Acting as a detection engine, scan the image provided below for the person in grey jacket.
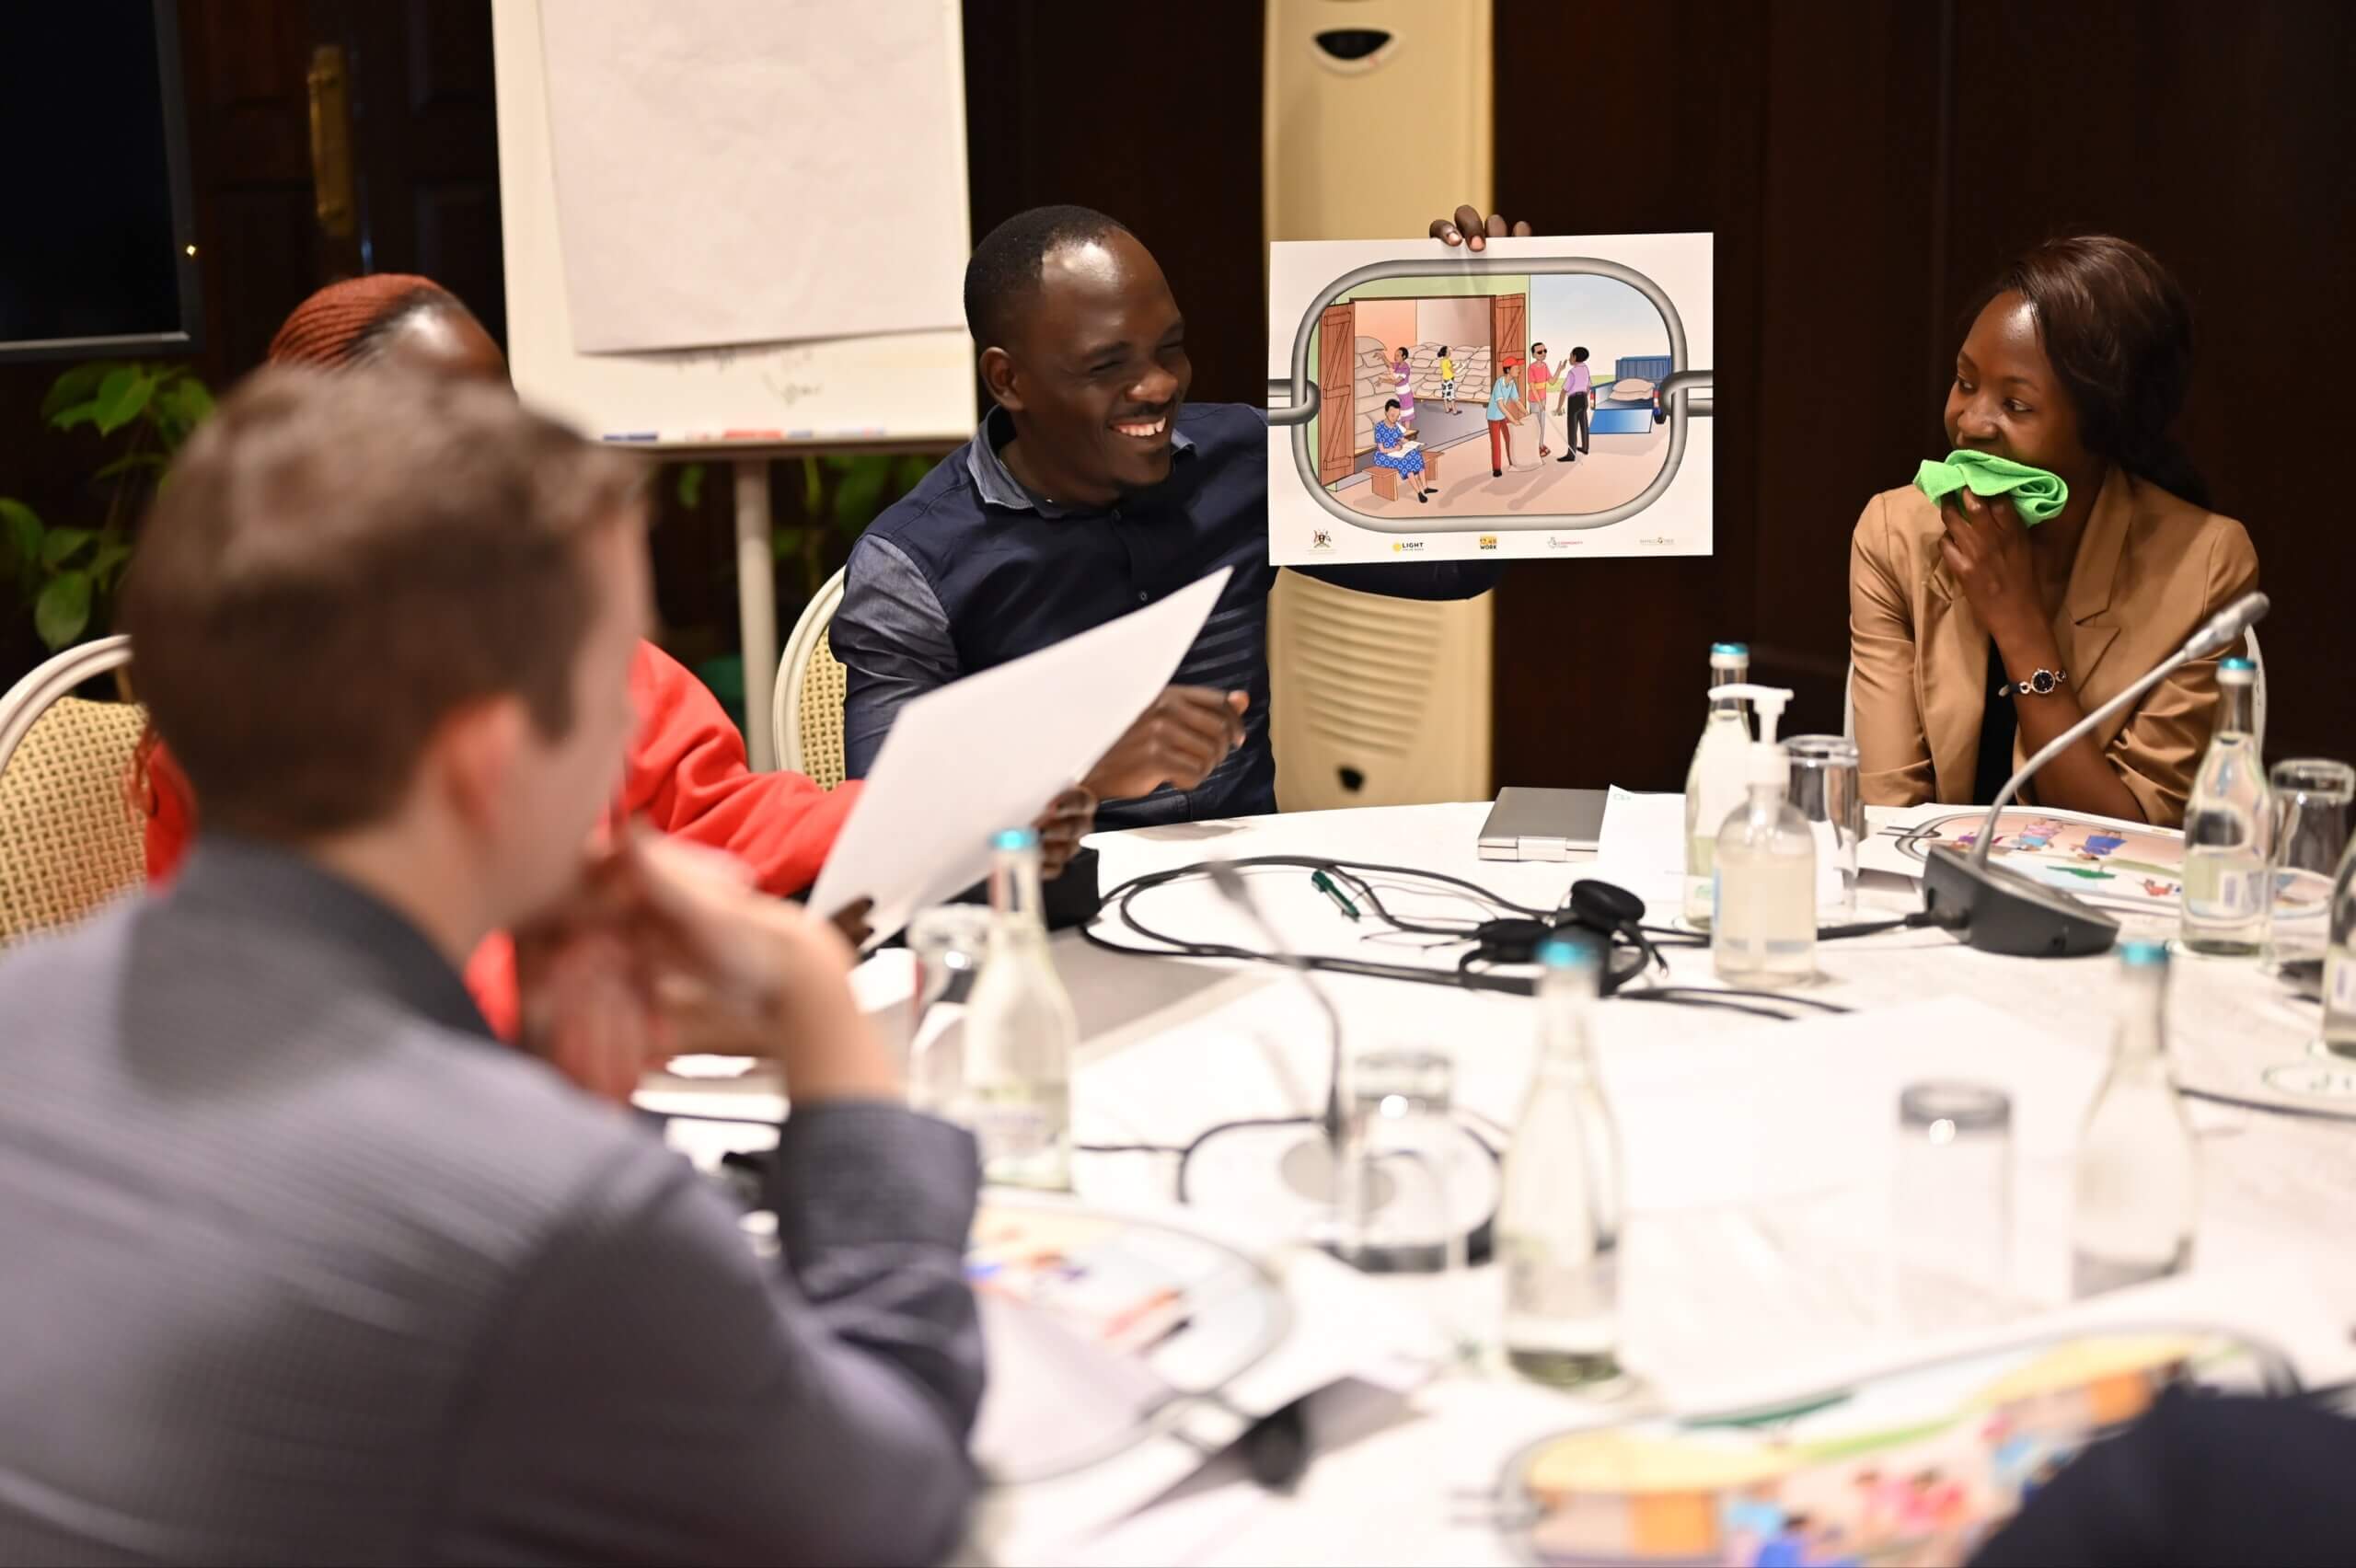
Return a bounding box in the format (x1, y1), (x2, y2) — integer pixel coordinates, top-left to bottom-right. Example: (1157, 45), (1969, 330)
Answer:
(0, 367), (983, 1566)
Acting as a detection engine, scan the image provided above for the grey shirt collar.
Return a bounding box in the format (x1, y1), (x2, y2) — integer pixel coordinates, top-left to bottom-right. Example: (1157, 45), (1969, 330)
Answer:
(964, 404), (1195, 519)
(172, 835), (496, 1042)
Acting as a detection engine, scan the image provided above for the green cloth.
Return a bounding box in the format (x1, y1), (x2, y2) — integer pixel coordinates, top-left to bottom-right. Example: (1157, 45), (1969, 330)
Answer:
(1912, 449), (2071, 525)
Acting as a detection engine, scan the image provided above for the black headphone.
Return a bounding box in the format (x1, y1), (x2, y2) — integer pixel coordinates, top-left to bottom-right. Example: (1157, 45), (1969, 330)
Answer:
(1464, 878), (1658, 993)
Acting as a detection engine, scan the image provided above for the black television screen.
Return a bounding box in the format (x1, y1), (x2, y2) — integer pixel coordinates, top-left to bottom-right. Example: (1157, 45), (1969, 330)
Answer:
(0, 0), (201, 360)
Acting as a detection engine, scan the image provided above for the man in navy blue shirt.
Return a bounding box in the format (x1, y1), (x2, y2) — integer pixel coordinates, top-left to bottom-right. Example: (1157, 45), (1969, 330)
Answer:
(832, 205), (1506, 829)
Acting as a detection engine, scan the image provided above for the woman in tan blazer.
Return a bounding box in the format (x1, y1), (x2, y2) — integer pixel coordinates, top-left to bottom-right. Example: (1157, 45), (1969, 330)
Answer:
(1850, 236), (2258, 828)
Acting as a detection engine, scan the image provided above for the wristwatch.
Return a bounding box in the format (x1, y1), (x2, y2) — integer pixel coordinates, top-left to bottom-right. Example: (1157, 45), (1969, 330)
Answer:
(2002, 668), (2069, 698)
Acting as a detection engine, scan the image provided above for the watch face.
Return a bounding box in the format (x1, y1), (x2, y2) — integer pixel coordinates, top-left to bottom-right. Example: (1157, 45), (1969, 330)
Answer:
(2029, 670), (2056, 695)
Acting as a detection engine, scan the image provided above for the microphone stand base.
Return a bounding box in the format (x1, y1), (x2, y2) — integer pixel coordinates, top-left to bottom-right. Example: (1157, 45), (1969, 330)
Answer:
(1179, 1120), (1497, 1273)
(1922, 843), (2121, 958)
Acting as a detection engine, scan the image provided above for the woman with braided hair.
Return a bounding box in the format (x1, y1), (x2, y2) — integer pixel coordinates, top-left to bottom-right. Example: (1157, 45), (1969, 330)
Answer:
(140, 275), (1093, 1048)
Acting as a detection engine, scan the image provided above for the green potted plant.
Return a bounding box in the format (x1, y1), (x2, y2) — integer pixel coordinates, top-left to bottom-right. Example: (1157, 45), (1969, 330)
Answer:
(671, 452), (940, 725)
(2, 361), (215, 657)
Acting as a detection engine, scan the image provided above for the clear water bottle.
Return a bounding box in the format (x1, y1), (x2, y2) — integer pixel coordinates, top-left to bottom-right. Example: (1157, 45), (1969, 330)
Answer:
(956, 828), (1076, 1190)
(2325, 831), (2356, 1058)
(1683, 643), (1752, 928)
(2180, 658), (2272, 956)
(2072, 940), (2199, 1296)
(1498, 938), (1624, 1388)
(1713, 740), (1817, 987)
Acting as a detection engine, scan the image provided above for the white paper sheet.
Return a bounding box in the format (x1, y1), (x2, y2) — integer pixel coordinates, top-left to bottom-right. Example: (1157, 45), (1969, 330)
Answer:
(808, 569), (1232, 943)
(1596, 784), (1686, 876)
(537, 0), (968, 353)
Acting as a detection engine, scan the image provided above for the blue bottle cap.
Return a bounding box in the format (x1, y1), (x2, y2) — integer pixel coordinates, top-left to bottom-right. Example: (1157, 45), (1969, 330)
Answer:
(2119, 939), (2170, 969)
(2219, 656), (2255, 674)
(992, 827), (1039, 852)
(1711, 642), (1749, 658)
(1537, 936), (1601, 970)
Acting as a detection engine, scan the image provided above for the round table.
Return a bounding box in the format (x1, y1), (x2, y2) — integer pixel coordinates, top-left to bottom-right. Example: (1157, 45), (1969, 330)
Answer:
(653, 801), (2356, 1566)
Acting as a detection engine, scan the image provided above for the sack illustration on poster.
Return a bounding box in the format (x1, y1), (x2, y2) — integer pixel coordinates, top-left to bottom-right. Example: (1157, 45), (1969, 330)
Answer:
(1266, 233), (1714, 565)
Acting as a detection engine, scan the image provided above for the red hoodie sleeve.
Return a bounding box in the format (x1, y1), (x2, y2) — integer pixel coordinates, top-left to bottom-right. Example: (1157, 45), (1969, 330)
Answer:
(620, 641), (860, 898)
(141, 741), (195, 888)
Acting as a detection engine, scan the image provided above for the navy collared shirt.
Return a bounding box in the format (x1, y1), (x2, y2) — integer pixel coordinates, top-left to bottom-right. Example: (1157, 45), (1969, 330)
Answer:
(832, 402), (1502, 827)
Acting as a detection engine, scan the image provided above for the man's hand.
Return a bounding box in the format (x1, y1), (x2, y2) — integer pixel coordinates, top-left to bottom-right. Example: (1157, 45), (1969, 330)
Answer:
(1034, 787), (1096, 880)
(1082, 686), (1248, 801)
(518, 831), (899, 1106)
(1430, 204), (1531, 250)
(829, 897), (876, 951)
(1937, 489), (2047, 651)
(514, 923), (667, 1107)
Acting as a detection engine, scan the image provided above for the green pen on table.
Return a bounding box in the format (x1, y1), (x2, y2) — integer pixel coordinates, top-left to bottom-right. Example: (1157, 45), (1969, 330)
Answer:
(1310, 870), (1360, 920)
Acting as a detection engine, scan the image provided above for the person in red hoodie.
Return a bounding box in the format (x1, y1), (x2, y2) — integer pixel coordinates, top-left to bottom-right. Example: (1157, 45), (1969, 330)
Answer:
(140, 274), (1092, 1049)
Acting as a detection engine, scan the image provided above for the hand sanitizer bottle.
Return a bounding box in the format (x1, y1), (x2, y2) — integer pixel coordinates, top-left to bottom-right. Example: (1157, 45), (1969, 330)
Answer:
(1710, 686), (1815, 987)
(1682, 644), (1752, 928)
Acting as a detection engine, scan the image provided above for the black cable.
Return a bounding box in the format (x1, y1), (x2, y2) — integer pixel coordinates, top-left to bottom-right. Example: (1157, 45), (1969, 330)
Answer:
(1169, 1115), (1321, 1201)
(1817, 914), (1931, 940)
(1087, 856), (1860, 1017)
(1619, 986), (1851, 1020)
(1080, 921), (1545, 996)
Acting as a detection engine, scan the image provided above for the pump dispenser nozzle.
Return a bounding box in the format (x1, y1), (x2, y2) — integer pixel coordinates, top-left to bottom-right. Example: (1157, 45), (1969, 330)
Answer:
(1708, 683), (1797, 788)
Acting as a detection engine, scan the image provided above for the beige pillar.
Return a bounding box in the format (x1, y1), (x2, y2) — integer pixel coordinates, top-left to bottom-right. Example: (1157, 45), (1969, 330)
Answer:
(1264, 0), (1497, 811)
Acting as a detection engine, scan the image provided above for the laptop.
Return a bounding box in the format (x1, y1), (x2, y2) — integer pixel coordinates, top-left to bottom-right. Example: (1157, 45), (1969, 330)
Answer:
(1477, 787), (1609, 861)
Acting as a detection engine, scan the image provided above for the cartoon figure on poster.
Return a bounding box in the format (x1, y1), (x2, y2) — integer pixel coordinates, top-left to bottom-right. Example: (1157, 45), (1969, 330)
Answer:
(1265, 232), (1714, 564)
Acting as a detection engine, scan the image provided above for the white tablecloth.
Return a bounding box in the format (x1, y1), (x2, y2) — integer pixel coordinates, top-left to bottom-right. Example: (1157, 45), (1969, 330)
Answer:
(653, 801), (2356, 1565)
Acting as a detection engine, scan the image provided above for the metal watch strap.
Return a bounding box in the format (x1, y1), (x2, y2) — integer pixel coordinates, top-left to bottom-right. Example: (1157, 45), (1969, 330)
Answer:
(2001, 668), (2068, 698)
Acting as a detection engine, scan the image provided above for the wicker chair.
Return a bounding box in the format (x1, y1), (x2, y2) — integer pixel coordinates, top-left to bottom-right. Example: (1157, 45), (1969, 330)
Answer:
(773, 570), (849, 790)
(0, 636), (147, 944)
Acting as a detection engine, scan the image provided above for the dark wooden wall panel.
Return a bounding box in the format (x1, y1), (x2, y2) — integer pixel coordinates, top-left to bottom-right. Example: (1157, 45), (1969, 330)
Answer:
(1487, 0), (1770, 789)
(961, 4), (1267, 407)
(1488, 0), (2353, 787)
(8, 0), (2350, 767)
(1935, 0), (2356, 762)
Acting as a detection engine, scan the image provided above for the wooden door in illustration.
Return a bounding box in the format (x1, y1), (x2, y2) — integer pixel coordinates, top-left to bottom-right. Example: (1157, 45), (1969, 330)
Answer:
(1316, 302), (1355, 486)
(1490, 292), (1528, 402)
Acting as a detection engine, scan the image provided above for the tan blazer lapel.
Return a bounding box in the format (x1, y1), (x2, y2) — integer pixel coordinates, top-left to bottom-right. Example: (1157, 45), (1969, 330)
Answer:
(1920, 549), (1988, 802)
(2057, 468), (2132, 718)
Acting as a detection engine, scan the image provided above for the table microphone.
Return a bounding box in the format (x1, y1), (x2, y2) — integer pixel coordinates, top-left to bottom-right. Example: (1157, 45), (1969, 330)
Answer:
(1206, 859), (1345, 1147)
(1199, 859), (1496, 1274)
(1920, 591), (2271, 957)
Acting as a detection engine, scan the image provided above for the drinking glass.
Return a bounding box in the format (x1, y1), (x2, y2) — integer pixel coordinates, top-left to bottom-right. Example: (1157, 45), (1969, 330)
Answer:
(2268, 759), (2354, 966)
(1891, 1081), (2015, 1331)
(906, 904), (991, 1111)
(1785, 734), (1863, 925)
(1333, 1048), (1472, 1275)
(1332, 1048), (1494, 1366)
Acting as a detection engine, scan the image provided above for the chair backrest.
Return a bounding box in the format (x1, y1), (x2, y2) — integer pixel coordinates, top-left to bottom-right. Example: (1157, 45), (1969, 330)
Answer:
(774, 569), (849, 790)
(0, 637), (147, 944)
(1842, 659), (1856, 742)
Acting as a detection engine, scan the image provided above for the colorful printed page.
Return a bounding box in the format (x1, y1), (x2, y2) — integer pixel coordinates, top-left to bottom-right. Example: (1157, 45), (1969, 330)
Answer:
(1862, 803), (2331, 937)
(1501, 1331), (2269, 1566)
(964, 1200), (1288, 1485)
